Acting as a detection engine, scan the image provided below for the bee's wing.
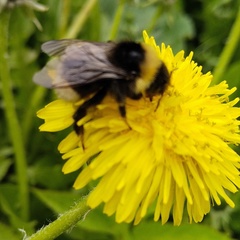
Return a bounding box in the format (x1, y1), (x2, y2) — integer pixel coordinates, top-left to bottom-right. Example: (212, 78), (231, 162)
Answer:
(41, 39), (80, 56)
(33, 40), (127, 89)
(33, 58), (60, 88)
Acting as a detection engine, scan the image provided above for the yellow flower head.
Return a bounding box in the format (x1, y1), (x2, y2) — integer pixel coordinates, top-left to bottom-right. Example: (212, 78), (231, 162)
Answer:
(37, 31), (240, 225)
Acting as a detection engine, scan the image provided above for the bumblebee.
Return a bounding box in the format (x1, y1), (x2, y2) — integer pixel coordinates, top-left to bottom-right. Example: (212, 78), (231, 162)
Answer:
(34, 39), (170, 139)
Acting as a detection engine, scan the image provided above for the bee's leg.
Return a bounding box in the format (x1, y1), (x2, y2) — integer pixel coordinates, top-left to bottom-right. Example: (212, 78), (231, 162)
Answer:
(118, 104), (126, 118)
(110, 81), (132, 129)
(154, 95), (163, 112)
(73, 87), (109, 149)
(73, 108), (86, 150)
(118, 104), (132, 129)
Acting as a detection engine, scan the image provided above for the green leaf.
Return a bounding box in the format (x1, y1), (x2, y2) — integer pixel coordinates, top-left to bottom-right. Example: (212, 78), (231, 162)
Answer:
(77, 208), (133, 240)
(223, 61), (240, 88)
(0, 184), (36, 233)
(80, 208), (120, 234)
(28, 158), (78, 189)
(222, 61), (240, 102)
(0, 158), (12, 181)
(32, 188), (86, 213)
(153, 11), (195, 52)
(132, 222), (232, 240)
(0, 222), (22, 240)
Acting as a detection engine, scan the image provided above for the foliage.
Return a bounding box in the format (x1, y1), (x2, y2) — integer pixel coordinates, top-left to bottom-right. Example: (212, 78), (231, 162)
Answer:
(0, 0), (240, 239)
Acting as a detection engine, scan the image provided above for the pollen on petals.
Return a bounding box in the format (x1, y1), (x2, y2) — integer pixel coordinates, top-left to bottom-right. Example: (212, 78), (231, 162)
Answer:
(37, 31), (240, 226)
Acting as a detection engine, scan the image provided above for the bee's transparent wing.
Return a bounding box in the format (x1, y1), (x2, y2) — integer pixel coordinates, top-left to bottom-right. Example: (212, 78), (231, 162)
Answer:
(33, 40), (127, 89)
(41, 39), (80, 56)
(33, 58), (61, 88)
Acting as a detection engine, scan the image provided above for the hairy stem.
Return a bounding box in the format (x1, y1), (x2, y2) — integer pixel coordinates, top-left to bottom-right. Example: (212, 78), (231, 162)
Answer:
(26, 198), (90, 240)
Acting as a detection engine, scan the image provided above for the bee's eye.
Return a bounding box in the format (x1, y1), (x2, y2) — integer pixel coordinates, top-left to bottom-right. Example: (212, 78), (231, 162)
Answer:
(128, 50), (143, 62)
(130, 70), (138, 78)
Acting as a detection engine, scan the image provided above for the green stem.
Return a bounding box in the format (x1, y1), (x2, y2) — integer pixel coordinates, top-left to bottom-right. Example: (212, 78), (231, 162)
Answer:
(27, 198), (90, 240)
(0, 11), (29, 220)
(58, 0), (71, 38)
(146, 5), (163, 34)
(22, 87), (46, 144)
(65, 0), (97, 39)
(212, 7), (240, 85)
(108, 0), (126, 40)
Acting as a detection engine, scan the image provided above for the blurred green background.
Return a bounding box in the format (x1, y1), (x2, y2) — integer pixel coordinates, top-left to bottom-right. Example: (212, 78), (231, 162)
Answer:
(0, 0), (240, 239)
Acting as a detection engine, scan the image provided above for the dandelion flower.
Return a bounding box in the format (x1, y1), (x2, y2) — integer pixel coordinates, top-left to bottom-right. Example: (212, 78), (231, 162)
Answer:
(37, 31), (240, 225)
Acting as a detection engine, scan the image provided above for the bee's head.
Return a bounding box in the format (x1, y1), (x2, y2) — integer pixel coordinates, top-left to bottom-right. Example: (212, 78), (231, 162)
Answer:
(109, 41), (145, 77)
